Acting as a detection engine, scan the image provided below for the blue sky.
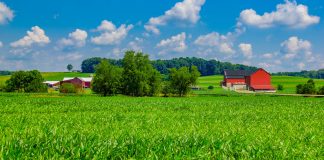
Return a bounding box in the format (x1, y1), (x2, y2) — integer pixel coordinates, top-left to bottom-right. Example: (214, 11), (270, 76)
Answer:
(0, 0), (323, 72)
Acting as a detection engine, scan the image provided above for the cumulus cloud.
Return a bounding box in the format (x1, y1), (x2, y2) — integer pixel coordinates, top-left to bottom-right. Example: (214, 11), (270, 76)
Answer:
(58, 29), (88, 48)
(239, 0), (320, 29)
(57, 53), (83, 61)
(157, 32), (187, 54)
(0, 41), (3, 48)
(128, 37), (144, 51)
(239, 43), (253, 59)
(145, 0), (206, 34)
(0, 2), (14, 24)
(194, 32), (235, 54)
(91, 20), (133, 45)
(11, 26), (50, 47)
(281, 36), (312, 59)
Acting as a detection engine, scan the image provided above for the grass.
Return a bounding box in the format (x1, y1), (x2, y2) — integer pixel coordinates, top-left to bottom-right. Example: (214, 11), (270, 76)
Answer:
(0, 93), (323, 159)
(197, 75), (324, 94)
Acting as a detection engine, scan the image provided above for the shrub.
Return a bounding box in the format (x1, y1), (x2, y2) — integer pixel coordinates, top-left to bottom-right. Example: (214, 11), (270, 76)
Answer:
(277, 84), (284, 91)
(208, 86), (214, 90)
(318, 86), (324, 95)
(296, 79), (317, 94)
(59, 83), (82, 94)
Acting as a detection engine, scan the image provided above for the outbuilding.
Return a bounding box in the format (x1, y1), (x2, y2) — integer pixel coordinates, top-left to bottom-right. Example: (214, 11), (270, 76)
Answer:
(222, 68), (275, 92)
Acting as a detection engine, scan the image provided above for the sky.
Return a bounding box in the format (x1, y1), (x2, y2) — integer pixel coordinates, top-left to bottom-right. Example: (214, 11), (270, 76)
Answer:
(0, 0), (323, 72)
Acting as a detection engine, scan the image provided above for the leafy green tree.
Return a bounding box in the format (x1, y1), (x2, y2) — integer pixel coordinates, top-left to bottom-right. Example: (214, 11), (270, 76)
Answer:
(169, 66), (201, 97)
(296, 79), (317, 94)
(5, 70), (47, 93)
(122, 50), (161, 97)
(81, 57), (102, 73)
(67, 64), (73, 72)
(92, 60), (122, 96)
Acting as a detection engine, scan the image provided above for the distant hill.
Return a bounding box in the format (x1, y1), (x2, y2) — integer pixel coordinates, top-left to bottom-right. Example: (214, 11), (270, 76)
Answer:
(81, 57), (258, 76)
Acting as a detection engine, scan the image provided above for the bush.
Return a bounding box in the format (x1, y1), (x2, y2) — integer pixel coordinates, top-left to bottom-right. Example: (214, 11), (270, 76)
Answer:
(208, 86), (214, 90)
(59, 83), (82, 94)
(318, 86), (324, 95)
(296, 79), (317, 94)
(5, 70), (47, 93)
(277, 84), (284, 91)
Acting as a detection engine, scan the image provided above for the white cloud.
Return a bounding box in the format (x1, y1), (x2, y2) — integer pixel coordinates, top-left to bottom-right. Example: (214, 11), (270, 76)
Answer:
(239, 0), (320, 29)
(239, 43), (253, 59)
(91, 20), (133, 45)
(157, 32), (187, 54)
(145, 0), (206, 34)
(59, 29), (88, 47)
(57, 53), (83, 61)
(194, 32), (235, 54)
(281, 36), (312, 59)
(128, 37), (143, 51)
(95, 20), (116, 32)
(11, 26), (50, 47)
(0, 41), (3, 47)
(262, 53), (273, 59)
(0, 2), (14, 24)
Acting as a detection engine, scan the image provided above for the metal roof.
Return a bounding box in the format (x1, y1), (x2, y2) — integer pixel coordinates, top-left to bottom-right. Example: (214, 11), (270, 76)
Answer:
(224, 70), (255, 79)
(62, 77), (93, 82)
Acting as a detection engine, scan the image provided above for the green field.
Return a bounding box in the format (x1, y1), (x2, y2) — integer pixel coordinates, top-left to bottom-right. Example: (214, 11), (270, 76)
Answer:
(197, 75), (324, 94)
(1, 73), (324, 94)
(0, 93), (323, 159)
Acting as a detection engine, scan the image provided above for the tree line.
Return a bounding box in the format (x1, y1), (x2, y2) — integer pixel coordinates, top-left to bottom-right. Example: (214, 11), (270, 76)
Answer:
(1, 51), (200, 97)
(273, 69), (324, 79)
(81, 57), (258, 76)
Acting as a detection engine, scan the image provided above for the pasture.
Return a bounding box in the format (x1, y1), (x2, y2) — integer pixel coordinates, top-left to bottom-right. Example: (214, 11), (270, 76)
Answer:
(197, 75), (324, 94)
(0, 93), (323, 159)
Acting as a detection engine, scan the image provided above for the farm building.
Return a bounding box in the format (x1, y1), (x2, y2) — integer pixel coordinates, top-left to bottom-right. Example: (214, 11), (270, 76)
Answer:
(43, 81), (60, 88)
(61, 77), (93, 88)
(222, 68), (275, 92)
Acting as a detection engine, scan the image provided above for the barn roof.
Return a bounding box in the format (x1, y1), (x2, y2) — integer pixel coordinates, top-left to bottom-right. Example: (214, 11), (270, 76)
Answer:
(63, 77), (93, 82)
(224, 70), (255, 79)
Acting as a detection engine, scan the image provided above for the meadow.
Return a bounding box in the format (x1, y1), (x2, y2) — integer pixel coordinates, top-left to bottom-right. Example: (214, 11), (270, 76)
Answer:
(0, 93), (323, 159)
(197, 75), (324, 94)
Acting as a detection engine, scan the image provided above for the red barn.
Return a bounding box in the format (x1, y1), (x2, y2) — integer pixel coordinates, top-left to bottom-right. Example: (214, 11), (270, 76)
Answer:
(223, 68), (275, 92)
(61, 77), (93, 88)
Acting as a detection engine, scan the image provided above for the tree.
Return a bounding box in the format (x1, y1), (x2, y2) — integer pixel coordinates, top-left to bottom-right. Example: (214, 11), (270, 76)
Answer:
(92, 60), (122, 96)
(67, 64), (73, 72)
(5, 70), (47, 93)
(277, 84), (284, 91)
(81, 57), (103, 73)
(122, 50), (161, 97)
(296, 79), (317, 94)
(169, 66), (201, 97)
